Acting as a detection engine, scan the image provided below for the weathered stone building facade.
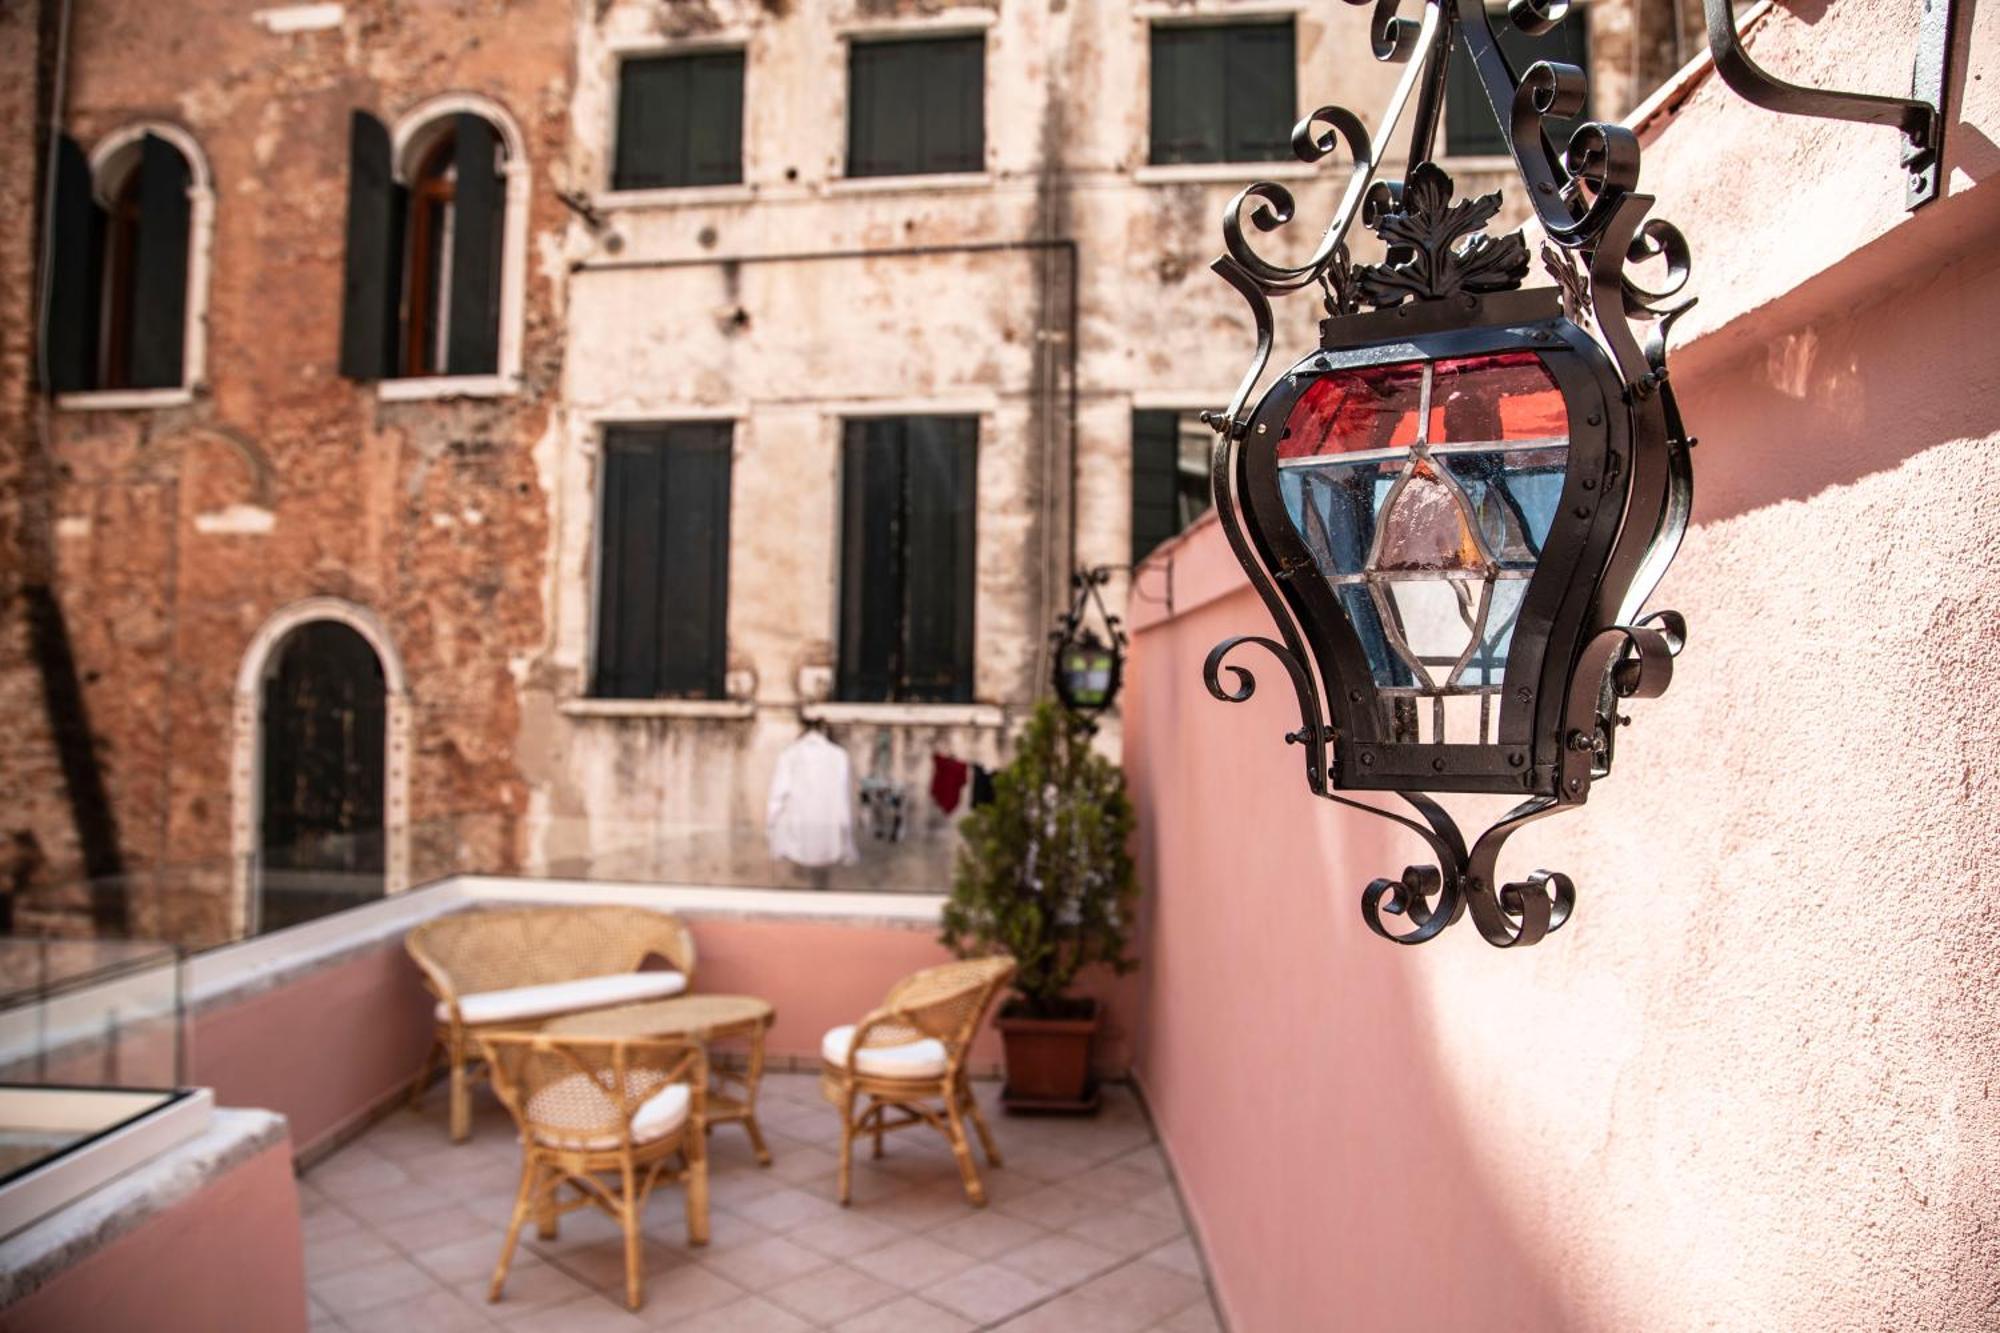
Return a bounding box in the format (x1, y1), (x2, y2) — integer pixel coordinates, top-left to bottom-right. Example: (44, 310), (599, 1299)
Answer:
(2, 0), (1700, 946)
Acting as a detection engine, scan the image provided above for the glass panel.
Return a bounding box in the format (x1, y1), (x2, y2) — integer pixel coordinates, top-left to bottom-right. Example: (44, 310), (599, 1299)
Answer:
(1277, 363), (1427, 460)
(1431, 351), (1566, 443)
(1373, 462), (1483, 573)
(1276, 352), (1571, 743)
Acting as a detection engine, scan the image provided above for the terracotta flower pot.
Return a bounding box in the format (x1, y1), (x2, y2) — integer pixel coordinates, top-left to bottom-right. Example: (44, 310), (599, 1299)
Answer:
(997, 998), (1102, 1114)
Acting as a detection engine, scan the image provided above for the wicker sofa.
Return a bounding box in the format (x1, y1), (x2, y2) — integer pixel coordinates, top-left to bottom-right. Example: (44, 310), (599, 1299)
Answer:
(406, 905), (697, 1141)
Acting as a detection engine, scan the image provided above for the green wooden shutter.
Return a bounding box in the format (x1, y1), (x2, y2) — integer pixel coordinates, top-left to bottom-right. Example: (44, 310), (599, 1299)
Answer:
(1448, 12), (1590, 157)
(595, 430), (665, 697)
(922, 37), (985, 174)
(44, 133), (104, 393)
(128, 134), (191, 389)
(445, 114), (502, 376)
(655, 424), (733, 697)
(1132, 409), (1185, 564)
(338, 110), (405, 380)
(615, 55), (687, 190)
(900, 417), (977, 702)
(838, 420), (906, 700)
(1223, 23), (1295, 163)
(1150, 26), (1226, 164)
(687, 53), (745, 186)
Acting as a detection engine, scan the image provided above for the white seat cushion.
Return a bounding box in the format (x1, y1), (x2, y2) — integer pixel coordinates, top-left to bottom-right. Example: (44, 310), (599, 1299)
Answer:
(820, 1024), (950, 1080)
(526, 1076), (690, 1151)
(439, 971), (686, 1026)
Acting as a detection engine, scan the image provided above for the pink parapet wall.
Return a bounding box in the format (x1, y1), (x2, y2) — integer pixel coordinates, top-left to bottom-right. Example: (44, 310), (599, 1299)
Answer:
(0, 1138), (306, 1333)
(1122, 3), (2000, 1328)
(190, 937), (437, 1158)
(690, 915), (1141, 1076)
(183, 905), (1139, 1165)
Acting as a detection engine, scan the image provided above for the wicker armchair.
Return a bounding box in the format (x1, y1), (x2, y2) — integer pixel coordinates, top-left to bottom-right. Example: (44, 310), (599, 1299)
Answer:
(407, 906), (697, 1141)
(478, 1032), (709, 1312)
(819, 955), (1016, 1207)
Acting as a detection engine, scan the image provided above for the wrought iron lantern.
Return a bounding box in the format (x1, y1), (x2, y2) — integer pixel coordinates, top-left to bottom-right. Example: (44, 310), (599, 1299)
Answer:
(1202, 0), (1697, 948)
(1051, 567), (1126, 719)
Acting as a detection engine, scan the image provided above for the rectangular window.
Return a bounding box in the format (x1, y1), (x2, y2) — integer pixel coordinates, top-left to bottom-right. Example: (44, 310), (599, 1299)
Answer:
(838, 417), (978, 703)
(1149, 21), (1296, 166)
(593, 423), (733, 700)
(846, 36), (985, 178)
(1446, 12), (1590, 157)
(1132, 409), (1215, 564)
(613, 50), (746, 191)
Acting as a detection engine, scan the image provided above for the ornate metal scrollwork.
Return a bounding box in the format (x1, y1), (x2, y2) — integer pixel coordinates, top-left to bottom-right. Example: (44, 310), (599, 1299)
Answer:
(1200, 0), (1701, 947)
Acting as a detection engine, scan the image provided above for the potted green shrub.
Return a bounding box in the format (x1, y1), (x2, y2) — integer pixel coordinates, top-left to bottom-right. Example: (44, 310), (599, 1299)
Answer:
(941, 699), (1139, 1113)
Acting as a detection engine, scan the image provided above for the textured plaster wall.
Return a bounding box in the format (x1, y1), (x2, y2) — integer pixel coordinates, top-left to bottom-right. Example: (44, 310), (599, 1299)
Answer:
(1124, 3), (2000, 1329)
(524, 0), (1676, 893)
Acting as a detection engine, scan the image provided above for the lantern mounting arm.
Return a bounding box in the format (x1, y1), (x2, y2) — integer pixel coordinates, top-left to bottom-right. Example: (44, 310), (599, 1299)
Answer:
(1702, 0), (1958, 211)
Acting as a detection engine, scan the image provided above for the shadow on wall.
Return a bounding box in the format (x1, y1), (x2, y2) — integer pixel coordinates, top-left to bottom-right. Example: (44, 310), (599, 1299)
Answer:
(1677, 186), (2000, 524)
(1124, 591), (1578, 1333)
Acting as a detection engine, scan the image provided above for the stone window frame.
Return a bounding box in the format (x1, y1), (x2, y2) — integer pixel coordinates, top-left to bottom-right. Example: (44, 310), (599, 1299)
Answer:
(377, 93), (531, 402)
(595, 29), (758, 210)
(229, 598), (413, 939)
(55, 122), (215, 413)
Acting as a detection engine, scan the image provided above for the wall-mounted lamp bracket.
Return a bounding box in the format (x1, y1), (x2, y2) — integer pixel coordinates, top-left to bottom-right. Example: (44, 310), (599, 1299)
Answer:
(1704, 0), (1958, 210)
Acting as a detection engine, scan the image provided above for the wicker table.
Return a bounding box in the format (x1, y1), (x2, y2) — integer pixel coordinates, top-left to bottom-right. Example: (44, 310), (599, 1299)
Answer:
(544, 994), (776, 1165)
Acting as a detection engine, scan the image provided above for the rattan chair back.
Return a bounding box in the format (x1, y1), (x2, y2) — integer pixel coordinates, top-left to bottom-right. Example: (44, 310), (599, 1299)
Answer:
(408, 905), (696, 1000)
(855, 955), (1017, 1064)
(481, 1032), (703, 1151)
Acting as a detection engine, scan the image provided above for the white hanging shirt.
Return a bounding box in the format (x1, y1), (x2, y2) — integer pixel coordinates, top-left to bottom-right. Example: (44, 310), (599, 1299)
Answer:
(766, 731), (860, 869)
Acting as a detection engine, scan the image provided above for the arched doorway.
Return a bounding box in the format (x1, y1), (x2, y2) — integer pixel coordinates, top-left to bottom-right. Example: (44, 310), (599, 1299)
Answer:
(254, 621), (387, 931)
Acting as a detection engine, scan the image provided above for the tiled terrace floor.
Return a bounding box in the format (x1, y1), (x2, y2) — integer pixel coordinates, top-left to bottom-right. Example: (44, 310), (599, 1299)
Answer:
(301, 1072), (1222, 1332)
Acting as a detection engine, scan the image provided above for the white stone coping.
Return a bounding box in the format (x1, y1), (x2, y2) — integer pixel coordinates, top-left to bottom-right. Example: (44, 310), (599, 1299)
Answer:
(0, 1103), (283, 1309)
(0, 878), (947, 1075)
(184, 876), (947, 1013)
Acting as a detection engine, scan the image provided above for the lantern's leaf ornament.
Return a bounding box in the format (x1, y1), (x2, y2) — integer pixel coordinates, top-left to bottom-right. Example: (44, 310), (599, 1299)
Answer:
(1354, 164), (1531, 306)
(1200, 0), (1697, 948)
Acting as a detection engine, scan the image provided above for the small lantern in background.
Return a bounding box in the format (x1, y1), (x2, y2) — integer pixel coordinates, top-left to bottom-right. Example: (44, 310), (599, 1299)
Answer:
(1051, 567), (1126, 722)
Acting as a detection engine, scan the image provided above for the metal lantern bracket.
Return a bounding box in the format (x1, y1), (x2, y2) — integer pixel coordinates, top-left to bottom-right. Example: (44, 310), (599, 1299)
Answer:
(1704, 0), (1960, 210)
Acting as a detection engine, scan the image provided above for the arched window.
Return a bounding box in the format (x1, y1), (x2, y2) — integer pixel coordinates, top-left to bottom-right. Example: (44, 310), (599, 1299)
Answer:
(338, 99), (523, 389)
(43, 127), (209, 397)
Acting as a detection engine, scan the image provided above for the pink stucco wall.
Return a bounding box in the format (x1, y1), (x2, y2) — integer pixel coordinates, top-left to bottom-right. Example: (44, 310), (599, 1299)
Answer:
(1124, 5), (2000, 1329)
(191, 940), (437, 1157)
(0, 1140), (306, 1333)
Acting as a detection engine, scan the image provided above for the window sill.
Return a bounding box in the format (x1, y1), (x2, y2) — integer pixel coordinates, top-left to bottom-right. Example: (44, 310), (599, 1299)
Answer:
(802, 701), (1006, 728)
(597, 183), (758, 211)
(825, 172), (994, 197)
(559, 698), (756, 720)
(1133, 160), (1320, 186)
(377, 374), (519, 402)
(1134, 0), (1308, 18)
(55, 387), (195, 412)
(1434, 155), (1518, 173)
